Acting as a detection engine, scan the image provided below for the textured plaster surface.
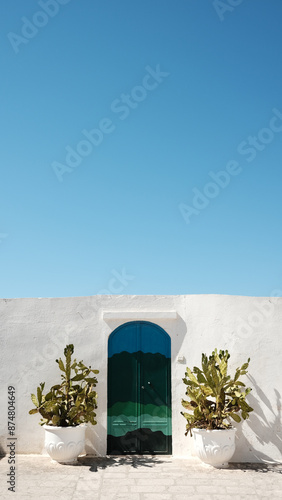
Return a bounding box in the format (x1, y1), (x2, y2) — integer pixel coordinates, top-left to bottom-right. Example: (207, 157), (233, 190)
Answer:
(0, 294), (281, 462)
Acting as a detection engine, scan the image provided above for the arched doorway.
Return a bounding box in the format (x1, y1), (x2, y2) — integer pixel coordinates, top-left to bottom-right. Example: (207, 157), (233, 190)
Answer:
(107, 321), (172, 454)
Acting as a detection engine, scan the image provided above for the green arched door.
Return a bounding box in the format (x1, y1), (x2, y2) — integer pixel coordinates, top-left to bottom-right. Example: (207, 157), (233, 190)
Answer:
(107, 321), (172, 455)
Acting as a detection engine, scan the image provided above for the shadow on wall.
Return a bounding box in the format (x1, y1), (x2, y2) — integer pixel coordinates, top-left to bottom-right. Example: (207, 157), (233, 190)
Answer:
(85, 424), (105, 456)
(238, 375), (282, 463)
(170, 314), (187, 362)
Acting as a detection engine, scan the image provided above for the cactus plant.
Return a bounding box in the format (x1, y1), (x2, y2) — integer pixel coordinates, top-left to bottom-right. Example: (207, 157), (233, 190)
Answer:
(181, 349), (253, 436)
(29, 344), (99, 427)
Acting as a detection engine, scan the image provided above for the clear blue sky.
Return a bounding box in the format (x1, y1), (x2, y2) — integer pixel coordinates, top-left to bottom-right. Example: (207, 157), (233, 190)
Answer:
(1, 0), (282, 298)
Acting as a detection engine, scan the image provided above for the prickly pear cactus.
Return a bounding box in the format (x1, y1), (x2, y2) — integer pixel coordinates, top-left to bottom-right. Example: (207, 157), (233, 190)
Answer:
(181, 349), (253, 435)
(29, 344), (99, 427)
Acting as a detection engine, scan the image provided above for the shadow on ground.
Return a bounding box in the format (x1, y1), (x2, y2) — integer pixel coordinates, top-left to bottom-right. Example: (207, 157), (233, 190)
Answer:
(77, 455), (170, 472)
(75, 456), (282, 474)
(229, 462), (282, 474)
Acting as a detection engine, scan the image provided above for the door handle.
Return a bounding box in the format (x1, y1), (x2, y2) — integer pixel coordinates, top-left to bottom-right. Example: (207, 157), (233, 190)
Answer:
(141, 382), (151, 389)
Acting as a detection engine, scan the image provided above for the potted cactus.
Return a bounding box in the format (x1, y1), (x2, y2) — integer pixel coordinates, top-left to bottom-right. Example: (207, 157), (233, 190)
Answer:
(29, 344), (98, 463)
(181, 348), (253, 467)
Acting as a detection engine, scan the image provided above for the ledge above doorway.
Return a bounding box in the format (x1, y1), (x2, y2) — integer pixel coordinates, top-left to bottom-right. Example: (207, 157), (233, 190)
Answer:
(103, 311), (178, 321)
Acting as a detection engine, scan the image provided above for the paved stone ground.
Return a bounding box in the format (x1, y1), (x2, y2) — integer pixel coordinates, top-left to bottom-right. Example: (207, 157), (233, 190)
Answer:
(0, 455), (282, 500)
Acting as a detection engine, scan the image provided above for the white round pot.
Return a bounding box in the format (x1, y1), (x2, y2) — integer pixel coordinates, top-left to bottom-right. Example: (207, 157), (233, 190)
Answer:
(192, 428), (236, 467)
(44, 424), (86, 463)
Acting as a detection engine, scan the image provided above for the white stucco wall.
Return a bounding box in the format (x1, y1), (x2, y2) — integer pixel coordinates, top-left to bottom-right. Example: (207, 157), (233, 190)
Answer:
(0, 294), (281, 462)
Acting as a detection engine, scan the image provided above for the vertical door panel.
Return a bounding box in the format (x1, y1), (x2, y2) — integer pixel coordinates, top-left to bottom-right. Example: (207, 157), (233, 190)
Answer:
(139, 323), (171, 454)
(107, 323), (139, 454)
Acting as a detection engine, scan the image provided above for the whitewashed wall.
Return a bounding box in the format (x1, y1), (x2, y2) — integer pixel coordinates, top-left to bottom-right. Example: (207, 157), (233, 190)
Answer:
(0, 294), (281, 462)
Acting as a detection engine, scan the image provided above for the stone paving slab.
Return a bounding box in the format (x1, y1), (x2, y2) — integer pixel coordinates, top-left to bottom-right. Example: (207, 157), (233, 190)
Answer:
(0, 455), (282, 500)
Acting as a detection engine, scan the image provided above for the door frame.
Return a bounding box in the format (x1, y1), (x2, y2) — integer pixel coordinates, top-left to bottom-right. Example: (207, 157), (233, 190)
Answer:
(107, 320), (172, 455)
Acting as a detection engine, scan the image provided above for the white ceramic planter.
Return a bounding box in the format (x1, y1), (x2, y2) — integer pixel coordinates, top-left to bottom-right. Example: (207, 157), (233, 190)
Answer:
(44, 424), (86, 463)
(192, 428), (236, 467)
